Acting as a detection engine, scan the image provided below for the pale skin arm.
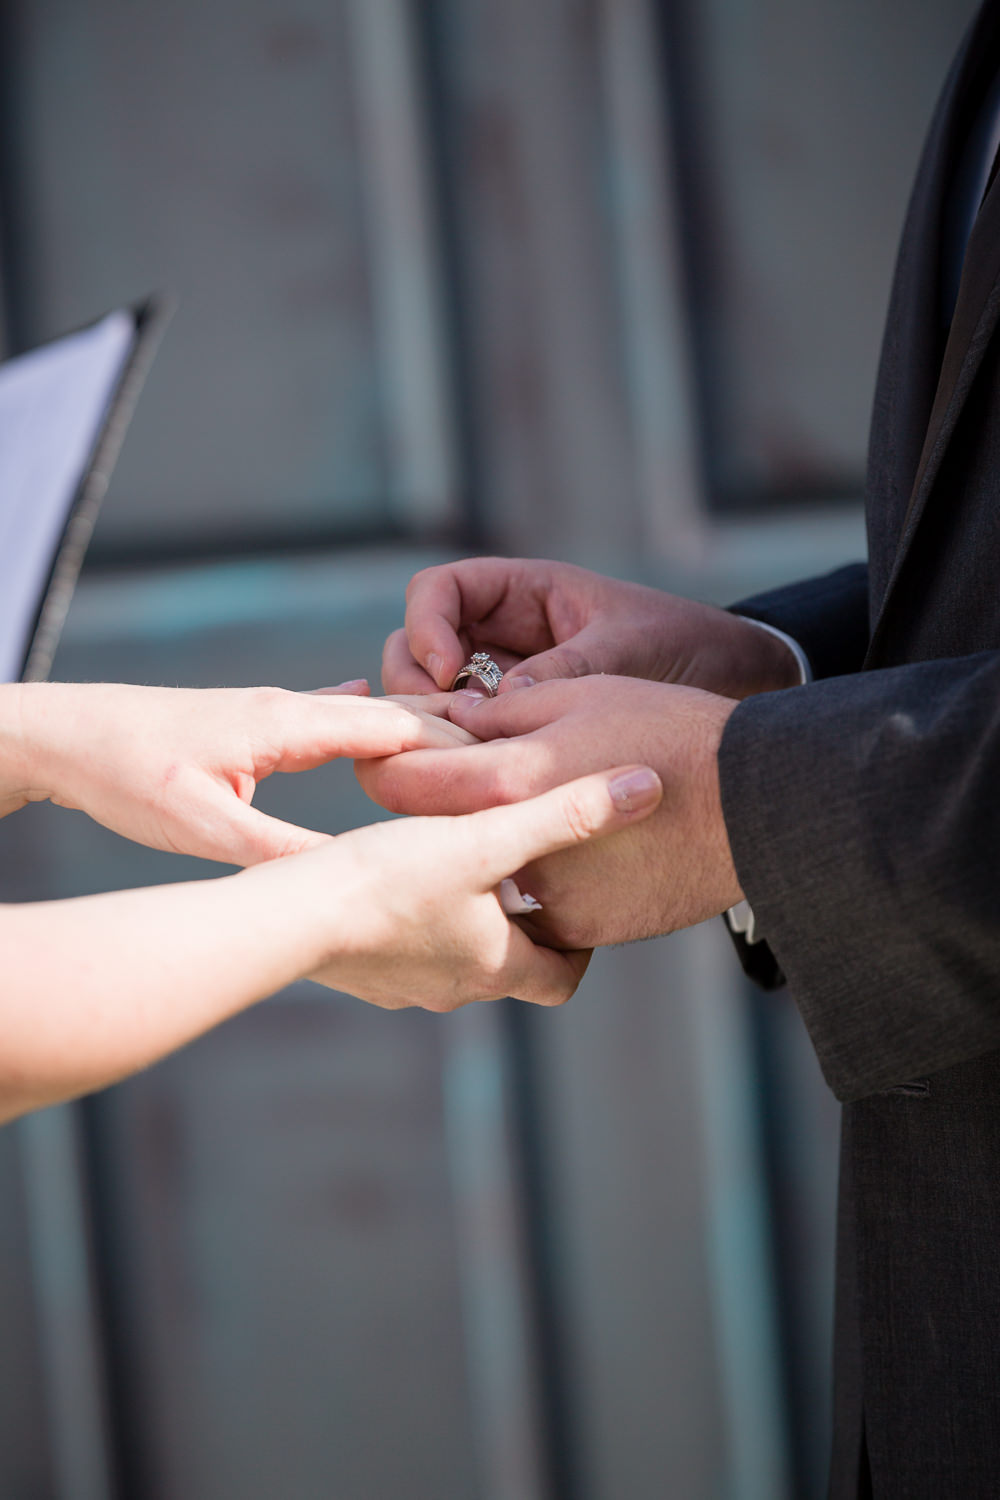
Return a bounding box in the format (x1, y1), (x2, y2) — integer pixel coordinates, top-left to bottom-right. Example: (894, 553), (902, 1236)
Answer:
(0, 767), (662, 1124)
(0, 679), (474, 862)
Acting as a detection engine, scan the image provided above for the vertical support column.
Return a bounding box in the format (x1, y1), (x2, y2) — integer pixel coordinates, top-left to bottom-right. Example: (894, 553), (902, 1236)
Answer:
(597, 0), (706, 562)
(345, 0), (460, 531)
(17, 1108), (116, 1500)
(683, 922), (793, 1500)
(442, 1004), (550, 1500)
(348, 10), (548, 1490)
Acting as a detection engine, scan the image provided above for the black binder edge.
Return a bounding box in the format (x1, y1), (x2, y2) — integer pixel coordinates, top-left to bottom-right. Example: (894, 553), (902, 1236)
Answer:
(20, 294), (175, 684)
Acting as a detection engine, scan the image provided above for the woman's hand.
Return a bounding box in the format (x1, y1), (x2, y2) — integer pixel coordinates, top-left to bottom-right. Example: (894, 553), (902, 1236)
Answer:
(280, 764), (664, 1009)
(0, 764), (661, 1121)
(2, 681), (474, 866)
(382, 556), (801, 699)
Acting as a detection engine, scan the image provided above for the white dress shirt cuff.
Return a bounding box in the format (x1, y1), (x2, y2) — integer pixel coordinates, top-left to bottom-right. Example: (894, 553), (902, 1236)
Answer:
(733, 615), (813, 685)
(725, 618), (812, 945)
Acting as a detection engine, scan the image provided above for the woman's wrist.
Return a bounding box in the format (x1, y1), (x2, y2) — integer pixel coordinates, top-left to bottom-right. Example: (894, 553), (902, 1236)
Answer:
(0, 683), (108, 819)
(0, 683), (38, 814)
(233, 848), (348, 982)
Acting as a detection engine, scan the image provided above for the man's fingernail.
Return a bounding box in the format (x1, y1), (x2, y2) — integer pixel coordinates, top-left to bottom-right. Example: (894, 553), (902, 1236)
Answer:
(505, 674), (535, 691)
(426, 652), (443, 684)
(453, 688), (487, 708)
(609, 768), (661, 813)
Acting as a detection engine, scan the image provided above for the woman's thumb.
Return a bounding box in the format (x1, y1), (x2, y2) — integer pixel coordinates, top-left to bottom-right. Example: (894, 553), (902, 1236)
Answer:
(196, 792), (331, 867)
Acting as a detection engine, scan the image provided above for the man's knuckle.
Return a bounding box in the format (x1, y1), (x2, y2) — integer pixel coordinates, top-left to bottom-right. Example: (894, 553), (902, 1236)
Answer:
(405, 566), (437, 603)
(557, 644), (590, 679)
(487, 762), (524, 806)
(382, 628), (404, 661)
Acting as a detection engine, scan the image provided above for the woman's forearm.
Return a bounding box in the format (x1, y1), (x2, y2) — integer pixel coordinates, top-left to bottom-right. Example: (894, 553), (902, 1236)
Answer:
(0, 859), (333, 1122)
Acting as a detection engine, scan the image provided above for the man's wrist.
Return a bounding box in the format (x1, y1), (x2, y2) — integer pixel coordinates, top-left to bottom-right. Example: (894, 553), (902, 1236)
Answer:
(719, 618), (809, 948)
(698, 608), (808, 698)
(692, 690), (745, 915)
(733, 616), (811, 686)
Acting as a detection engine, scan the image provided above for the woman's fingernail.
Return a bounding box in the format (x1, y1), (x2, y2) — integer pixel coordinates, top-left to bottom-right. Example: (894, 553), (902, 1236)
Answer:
(609, 767), (661, 813)
(499, 878), (544, 916)
(505, 674), (535, 691)
(426, 652), (443, 684)
(310, 679), (368, 695)
(453, 688), (487, 708)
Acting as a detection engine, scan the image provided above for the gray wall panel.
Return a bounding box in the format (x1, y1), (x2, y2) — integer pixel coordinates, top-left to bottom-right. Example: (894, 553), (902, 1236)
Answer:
(9, 0), (388, 547)
(692, 0), (979, 502)
(90, 993), (478, 1500)
(432, 0), (643, 560)
(527, 939), (727, 1500)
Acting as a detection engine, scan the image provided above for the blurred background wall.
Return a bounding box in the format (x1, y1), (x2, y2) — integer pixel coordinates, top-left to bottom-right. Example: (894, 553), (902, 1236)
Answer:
(0, 2), (977, 1497)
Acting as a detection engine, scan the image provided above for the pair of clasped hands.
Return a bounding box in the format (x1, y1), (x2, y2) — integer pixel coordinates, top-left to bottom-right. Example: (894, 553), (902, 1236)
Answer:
(0, 558), (800, 1121)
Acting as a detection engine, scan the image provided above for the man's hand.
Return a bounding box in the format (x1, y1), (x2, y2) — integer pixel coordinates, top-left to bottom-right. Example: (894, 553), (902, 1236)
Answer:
(382, 557), (800, 699)
(356, 677), (744, 948)
(6, 681), (474, 866)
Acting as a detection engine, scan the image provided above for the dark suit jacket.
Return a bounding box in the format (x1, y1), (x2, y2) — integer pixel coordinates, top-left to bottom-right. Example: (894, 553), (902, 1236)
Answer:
(718, 3), (1000, 1494)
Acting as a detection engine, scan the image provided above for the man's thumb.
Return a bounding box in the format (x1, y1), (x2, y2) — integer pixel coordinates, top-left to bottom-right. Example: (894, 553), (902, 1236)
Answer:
(470, 765), (663, 886)
(500, 626), (620, 690)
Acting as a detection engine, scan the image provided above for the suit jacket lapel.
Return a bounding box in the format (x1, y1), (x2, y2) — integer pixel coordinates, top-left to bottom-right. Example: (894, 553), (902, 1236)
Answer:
(865, 0), (1000, 630)
(903, 173), (1000, 535)
(867, 181), (1000, 662)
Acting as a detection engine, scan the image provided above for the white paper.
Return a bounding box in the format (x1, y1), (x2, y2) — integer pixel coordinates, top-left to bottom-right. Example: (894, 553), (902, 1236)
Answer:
(0, 311), (135, 683)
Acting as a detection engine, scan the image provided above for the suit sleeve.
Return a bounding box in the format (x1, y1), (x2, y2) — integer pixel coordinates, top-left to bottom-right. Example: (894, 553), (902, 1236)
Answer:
(732, 562), (870, 680)
(723, 561), (870, 989)
(718, 649), (1000, 1102)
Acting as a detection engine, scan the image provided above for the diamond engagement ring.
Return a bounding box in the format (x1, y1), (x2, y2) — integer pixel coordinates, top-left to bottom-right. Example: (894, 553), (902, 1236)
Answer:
(451, 651), (504, 696)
